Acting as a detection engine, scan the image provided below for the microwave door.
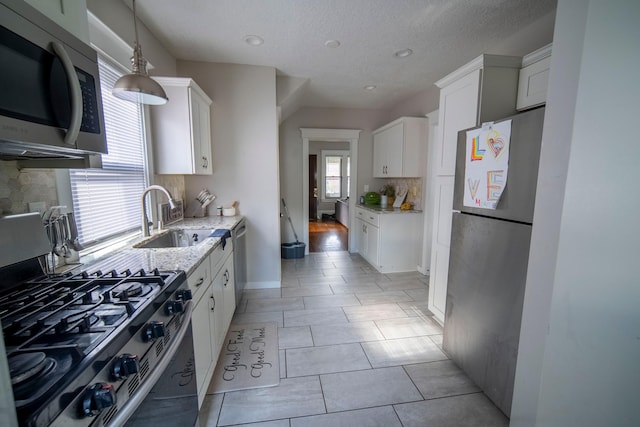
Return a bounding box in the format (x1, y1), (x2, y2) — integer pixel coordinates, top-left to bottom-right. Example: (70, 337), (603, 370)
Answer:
(0, 1), (106, 156)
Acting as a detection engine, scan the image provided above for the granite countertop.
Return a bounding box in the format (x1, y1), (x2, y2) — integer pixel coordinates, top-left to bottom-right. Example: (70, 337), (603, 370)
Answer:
(82, 215), (244, 276)
(356, 204), (422, 214)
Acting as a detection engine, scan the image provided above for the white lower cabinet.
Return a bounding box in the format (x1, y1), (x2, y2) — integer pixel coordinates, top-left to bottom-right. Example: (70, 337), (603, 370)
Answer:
(355, 207), (422, 273)
(190, 241), (235, 408)
(192, 287), (216, 407)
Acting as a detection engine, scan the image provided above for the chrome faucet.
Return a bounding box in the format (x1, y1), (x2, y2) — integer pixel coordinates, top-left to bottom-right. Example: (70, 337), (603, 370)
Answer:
(140, 185), (177, 237)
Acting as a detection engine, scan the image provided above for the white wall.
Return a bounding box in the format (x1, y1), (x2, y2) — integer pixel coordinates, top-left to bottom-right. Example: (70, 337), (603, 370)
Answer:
(384, 85), (440, 123)
(178, 61), (281, 289)
(279, 107), (388, 243)
(512, 1), (640, 426)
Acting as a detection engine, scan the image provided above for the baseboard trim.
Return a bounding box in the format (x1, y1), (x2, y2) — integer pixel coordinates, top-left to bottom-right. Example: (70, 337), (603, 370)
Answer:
(245, 281), (281, 289)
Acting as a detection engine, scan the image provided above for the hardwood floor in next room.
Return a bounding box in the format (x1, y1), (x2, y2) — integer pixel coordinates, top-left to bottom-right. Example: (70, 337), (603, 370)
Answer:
(308, 218), (348, 252)
(199, 252), (508, 426)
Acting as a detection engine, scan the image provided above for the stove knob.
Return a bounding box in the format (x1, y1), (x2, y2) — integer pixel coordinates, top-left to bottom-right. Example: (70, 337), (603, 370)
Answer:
(112, 353), (139, 380)
(81, 382), (116, 417)
(176, 289), (193, 301)
(141, 321), (165, 342)
(165, 300), (184, 315)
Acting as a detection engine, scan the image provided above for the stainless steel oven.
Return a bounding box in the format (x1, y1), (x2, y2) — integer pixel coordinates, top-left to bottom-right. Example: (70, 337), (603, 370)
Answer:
(0, 214), (199, 427)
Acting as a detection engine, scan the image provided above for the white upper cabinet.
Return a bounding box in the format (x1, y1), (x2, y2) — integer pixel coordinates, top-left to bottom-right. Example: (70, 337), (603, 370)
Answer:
(150, 77), (213, 175)
(373, 117), (427, 178)
(517, 43), (552, 111)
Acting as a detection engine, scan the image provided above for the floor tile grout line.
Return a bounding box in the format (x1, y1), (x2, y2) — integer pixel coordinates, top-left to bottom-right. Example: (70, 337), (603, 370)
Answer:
(401, 364), (427, 402)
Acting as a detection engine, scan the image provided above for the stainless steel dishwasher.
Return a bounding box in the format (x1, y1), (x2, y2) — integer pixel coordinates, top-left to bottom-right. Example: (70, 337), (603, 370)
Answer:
(231, 218), (247, 305)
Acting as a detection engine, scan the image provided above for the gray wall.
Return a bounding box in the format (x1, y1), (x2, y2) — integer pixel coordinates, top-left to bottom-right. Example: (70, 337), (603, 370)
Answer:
(511, 0), (640, 425)
(279, 107), (388, 243)
(179, 61), (281, 288)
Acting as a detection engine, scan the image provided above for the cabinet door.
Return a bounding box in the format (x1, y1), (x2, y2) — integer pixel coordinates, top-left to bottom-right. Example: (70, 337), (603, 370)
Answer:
(372, 133), (388, 177)
(436, 69), (481, 176)
(365, 223), (379, 268)
(428, 176), (455, 323)
(211, 268), (226, 351)
(355, 218), (366, 256)
(516, 56), (551, 110)
(190, 89), (212, 175)
(192, 291), (214, 403)
(373, 123), (403, 177)
(221, 256), (236, 328)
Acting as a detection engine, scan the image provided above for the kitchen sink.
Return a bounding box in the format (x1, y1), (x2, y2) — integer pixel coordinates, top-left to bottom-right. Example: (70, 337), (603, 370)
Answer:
(134, 229), (215, 249)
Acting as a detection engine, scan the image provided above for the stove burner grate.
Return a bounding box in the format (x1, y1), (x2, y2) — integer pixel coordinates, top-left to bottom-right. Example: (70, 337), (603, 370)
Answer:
(9, 352), (55, 386)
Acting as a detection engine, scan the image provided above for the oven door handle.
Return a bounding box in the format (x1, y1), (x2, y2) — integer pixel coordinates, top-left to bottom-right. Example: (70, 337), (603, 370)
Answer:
(109, 300), (193, 427)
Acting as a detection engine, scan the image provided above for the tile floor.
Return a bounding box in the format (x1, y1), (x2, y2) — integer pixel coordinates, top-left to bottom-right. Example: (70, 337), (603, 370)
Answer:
(199, 252), (508, 427)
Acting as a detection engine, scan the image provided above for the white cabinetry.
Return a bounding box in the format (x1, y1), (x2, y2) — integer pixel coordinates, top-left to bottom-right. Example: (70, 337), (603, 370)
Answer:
(190, 241), (235, 408)
(189, 258), (215, 408)
(150, 77), (213, 175)
(428, 54), (521, 324)
(355, 207), (422, 273)
(517, 44), (552, 111)
(373, 117), (427, 177)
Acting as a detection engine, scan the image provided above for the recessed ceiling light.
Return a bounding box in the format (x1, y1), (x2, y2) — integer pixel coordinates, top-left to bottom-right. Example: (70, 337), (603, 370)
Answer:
(325, 39), (341, 48)
(394, 48), (413, 58)
(364, 85), (377, 91)
(243, 35), (264, 46)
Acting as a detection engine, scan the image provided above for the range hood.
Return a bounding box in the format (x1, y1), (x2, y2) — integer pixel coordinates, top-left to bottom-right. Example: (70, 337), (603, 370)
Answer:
(0, 140), (103, 169)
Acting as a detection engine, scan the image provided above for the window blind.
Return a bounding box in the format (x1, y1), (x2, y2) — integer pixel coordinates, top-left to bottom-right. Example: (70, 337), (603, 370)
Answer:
(69, 56), (148, 247)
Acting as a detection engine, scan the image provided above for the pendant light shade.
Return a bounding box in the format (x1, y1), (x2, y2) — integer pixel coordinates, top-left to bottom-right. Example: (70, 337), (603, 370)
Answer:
(112, 0), (168, 105)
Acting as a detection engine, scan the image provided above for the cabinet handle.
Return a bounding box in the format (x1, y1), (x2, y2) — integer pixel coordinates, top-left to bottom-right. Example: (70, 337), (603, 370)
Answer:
(369, 216), (374, 220)
(195, 277), (204, 287)
(210, 295), (216, 311)
(223, 269), (229, 286)
(202, 156), (208, 168)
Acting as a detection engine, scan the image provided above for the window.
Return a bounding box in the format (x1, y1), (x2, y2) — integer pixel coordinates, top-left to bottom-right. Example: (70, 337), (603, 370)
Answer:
(69, 56), (148, 247)
(322, 150), (350, 200)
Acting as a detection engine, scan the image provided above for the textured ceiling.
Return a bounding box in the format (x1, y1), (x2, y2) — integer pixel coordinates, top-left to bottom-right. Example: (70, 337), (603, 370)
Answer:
(132, 0), (556, 111)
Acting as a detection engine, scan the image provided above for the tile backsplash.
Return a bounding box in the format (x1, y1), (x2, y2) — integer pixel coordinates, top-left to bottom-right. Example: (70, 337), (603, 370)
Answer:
(0, 161), (58, 215)
(381, 177), (423, 209)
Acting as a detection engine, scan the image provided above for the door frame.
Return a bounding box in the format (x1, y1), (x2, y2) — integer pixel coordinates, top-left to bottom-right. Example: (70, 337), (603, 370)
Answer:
(300, 128), (361, 255)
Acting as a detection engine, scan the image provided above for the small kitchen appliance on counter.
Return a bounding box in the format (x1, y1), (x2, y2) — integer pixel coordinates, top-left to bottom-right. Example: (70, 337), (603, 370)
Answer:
(0, 214), (197, 427)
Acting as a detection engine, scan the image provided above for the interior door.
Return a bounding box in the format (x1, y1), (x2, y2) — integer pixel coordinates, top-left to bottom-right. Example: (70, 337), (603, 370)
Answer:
(309, 154), (318, 221)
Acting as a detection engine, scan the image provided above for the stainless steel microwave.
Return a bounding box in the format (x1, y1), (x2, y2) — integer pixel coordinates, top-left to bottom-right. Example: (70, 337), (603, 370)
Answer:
(0, 0), (107, 165)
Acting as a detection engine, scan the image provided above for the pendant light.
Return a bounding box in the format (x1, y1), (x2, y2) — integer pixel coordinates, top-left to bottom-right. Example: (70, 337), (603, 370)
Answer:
(112, 0), (168, 105)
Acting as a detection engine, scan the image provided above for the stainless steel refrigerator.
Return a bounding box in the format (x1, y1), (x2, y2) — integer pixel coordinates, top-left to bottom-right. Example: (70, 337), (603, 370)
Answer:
(443, 107), (545, 417)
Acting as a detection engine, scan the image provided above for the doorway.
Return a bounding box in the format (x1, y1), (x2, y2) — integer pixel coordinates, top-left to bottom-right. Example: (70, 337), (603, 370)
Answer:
(309, 154), (318, 221)
(300, 128), (361, 255)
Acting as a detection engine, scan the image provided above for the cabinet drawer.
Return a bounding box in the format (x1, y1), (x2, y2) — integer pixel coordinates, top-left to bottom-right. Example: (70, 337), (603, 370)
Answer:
(210, 240), (233, 276)
(356, 208), (379, 227)
(188, 257), (212, 302)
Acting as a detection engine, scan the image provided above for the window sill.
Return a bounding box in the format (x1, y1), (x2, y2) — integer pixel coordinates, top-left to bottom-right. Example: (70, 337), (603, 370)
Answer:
(78, 231), (140, 265)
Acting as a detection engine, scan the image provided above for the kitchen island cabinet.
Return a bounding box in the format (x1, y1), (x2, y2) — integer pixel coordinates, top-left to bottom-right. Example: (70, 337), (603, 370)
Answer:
(150, 77), (213, 175)
(355, 206), (422, 273)
(372, 117), (427, 178)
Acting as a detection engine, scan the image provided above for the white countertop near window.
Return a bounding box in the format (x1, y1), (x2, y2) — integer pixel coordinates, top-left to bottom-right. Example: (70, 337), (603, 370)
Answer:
(80, 216), (243, 276)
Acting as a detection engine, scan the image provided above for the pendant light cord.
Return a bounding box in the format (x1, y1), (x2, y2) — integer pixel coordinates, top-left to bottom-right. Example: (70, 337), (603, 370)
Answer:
(132, 0), (139, 49)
